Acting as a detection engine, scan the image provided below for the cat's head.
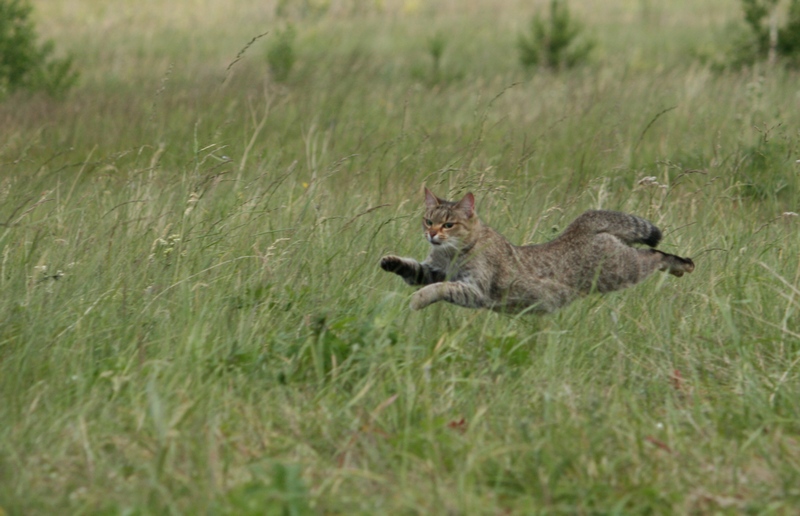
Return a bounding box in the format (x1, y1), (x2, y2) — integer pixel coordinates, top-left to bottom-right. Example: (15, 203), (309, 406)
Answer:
(422, 188), (476, 249)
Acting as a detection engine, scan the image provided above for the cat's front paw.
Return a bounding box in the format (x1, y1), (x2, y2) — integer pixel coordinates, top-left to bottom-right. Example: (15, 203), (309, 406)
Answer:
(380, 255), (404, 273)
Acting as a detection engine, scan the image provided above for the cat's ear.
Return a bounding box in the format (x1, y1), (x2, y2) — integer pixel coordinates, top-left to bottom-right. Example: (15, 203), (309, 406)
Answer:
(456, 192), (475, 218)
(424, 188), (440, 209)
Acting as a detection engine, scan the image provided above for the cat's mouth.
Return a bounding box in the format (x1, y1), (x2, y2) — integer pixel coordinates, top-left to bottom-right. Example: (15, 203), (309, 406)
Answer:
(429, 237), (454, 247)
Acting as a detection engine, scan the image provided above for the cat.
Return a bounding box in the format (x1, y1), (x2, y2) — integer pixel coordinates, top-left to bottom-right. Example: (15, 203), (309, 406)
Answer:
(380, 188), (694, 313)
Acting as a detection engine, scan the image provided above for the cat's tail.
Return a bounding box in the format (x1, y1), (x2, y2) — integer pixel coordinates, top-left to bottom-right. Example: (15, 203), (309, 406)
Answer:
(567, 210), (662, 247)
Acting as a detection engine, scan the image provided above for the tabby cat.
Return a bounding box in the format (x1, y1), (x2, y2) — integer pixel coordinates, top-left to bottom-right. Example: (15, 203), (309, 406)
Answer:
(380, 188), (694, 313)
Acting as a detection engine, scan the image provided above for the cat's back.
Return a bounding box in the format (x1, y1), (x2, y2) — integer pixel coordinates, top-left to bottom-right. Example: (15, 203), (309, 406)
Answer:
(557, 209), (661, 246)
(504, 209), (664, 286)
(507, 239), (564, 278)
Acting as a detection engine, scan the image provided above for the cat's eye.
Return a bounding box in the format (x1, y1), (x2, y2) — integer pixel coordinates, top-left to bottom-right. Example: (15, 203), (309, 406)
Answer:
(424, 219), (433, 226)
(443, 222), (455, 229)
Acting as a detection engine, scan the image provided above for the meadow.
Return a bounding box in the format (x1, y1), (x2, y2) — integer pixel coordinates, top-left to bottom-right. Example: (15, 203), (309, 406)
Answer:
(1, 0), (800, 513)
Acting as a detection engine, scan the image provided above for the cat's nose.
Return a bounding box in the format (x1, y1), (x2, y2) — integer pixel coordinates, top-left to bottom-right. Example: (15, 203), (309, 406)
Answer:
(428, 229), (437, 238)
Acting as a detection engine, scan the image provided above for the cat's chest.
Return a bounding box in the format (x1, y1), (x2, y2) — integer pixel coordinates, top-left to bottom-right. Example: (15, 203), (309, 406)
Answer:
(428, 248), (474, 279)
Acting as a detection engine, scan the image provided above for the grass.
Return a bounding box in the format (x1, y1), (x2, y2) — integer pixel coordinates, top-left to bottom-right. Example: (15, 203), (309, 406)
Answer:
(1, 0), (800, 513)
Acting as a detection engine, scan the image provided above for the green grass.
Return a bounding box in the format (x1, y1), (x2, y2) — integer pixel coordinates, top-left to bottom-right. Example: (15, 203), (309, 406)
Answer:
(1, 0), (800, 513)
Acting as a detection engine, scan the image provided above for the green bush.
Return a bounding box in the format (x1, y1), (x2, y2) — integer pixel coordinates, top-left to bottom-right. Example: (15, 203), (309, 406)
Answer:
(428, 32), (446, 79)
(0, 0), (77, 98)
(517, 0), (594, 70)
(267, 25), (296, 83)
(724, 0), (800, 68)
(410, 32), (464, 87)
(777, 0), (800, 58)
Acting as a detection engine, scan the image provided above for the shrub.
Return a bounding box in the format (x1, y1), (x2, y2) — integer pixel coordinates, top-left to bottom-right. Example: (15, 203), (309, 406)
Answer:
(267, 25), (296, 83)
(428, 32), (446, 80)
(725, 0), (800, 68)
(0, 0), (77, 98)
(517, 0), (594, 70)
(777, 0), (800, 58)
(410, 32), (464, 87)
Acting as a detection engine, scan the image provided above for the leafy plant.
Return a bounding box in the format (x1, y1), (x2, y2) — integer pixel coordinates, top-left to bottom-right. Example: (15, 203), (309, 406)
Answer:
(267, 25), (296, 83)
(724, 0), (800, 67)
(517, 0), (594, 70)
(0, 0), (77, 98)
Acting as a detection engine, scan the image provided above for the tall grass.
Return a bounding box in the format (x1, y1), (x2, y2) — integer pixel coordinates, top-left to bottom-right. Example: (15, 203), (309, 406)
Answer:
(1, 0), (800, 513)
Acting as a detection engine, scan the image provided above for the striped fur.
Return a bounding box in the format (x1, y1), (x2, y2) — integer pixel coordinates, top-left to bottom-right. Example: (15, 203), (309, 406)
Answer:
(380, 189), (694, 313)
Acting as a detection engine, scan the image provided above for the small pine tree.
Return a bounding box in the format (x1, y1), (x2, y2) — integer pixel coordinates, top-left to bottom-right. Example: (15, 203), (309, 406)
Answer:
(741, 0), (778, 55)
(777, 0), (800, 60)
(518, 0), (594, 70)
(733, 0), (800, 67)
(428, 32), (446, 80)
(0, 0), (77, 98)
(267, 26), (296, 83)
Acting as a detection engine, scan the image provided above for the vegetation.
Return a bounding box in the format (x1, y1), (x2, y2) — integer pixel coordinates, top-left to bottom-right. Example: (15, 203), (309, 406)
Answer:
(716, 0), (800, 68)
(1, 0), (799, 513)
(267, 25), (296, 83)
(517, 0), (594, 70)
(0, 0), (76, 97)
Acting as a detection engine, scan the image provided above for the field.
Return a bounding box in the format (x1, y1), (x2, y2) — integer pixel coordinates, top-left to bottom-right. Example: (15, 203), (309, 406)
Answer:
(2, 0), (800, 513)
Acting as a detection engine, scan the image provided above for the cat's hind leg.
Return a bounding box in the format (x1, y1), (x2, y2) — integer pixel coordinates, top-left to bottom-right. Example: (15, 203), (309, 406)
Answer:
(410, 281), (488, 310)
(637, 249), (695, 278)
(655, 251), (695, 277)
